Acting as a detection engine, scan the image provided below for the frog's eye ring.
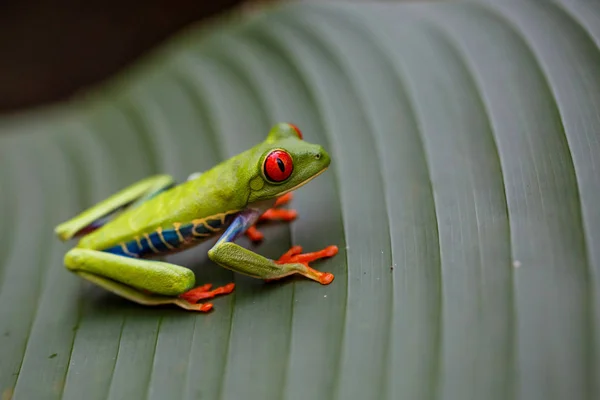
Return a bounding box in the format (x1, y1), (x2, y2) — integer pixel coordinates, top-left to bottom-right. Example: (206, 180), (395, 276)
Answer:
(263, 149), (294, 183)
(288, 123), (303, 140)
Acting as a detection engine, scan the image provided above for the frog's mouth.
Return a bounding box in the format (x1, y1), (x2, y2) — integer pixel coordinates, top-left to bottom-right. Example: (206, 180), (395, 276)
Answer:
(279, 166), (328, 196)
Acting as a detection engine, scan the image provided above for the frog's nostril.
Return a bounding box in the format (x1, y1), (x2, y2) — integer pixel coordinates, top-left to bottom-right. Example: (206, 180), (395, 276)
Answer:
(315, 152), (322, 160)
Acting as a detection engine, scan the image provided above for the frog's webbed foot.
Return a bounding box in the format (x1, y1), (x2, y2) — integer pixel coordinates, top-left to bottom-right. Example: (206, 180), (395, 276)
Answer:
(245, 193), (297, 243)
(267, 245), (338, 284)
(179, 282), (235, 304)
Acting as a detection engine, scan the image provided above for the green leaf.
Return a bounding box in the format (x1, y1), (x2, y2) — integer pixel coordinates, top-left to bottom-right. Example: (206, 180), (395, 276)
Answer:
(1, 1), (599, 399)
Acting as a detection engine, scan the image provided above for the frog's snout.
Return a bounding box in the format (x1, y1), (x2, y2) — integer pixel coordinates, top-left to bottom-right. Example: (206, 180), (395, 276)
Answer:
(314, 146), (330, 168)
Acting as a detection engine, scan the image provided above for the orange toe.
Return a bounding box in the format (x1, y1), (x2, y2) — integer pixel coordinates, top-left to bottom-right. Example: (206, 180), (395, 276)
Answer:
(259, 209), (297, 222)
(195, 283), (213, 292)
(245, 226), (264, 242)
(276, 245), (303, 263)
(179, 283), (235, 303)
(282, 246), (338, 263)
(319, 272), (335, 285)
(274, 193), (294, 207)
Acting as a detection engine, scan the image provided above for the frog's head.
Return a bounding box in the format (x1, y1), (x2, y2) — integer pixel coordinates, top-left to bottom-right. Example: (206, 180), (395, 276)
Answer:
(246, 123), (331, 205)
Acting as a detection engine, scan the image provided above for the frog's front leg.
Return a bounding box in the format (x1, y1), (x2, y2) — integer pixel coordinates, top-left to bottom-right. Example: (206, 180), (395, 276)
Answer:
(64, 248), (234, 311)
(244, 193), (297, 242)
(210, 209), (337, 284)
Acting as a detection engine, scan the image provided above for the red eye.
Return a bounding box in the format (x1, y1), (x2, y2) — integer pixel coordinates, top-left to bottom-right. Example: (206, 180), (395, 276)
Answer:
(288, 123), (303, 140)
(264, 150), (293, 182)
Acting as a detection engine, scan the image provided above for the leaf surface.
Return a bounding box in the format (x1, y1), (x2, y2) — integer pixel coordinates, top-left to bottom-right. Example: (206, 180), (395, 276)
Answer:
(0, 1), (599, 399)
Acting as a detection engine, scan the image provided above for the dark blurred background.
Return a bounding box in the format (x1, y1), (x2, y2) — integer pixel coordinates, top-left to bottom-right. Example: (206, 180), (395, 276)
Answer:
(0, 0), (421, 114)
(0, 0), (269, 114)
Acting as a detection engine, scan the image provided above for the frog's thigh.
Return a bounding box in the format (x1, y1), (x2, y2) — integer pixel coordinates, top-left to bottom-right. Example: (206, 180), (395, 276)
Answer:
(64, 248), (195, 297)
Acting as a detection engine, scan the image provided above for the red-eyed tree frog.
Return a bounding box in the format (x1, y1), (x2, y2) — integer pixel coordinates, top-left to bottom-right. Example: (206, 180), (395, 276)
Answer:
(54, 123), (338, 312)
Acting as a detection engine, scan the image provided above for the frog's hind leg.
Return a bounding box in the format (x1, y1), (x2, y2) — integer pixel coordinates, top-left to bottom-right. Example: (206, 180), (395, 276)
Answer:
(245, 193), (298, 242)
(210, 209), (337, 285)
(55, 174), (175, 241)
(64, 248), (234, 312)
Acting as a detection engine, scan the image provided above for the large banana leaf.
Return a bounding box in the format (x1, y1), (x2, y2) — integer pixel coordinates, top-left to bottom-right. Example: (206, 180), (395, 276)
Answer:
(1, 1), (599, 399)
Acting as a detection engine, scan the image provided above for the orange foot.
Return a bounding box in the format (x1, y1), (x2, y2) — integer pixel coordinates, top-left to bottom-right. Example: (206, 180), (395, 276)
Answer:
(245, 193), (297, 243)
(178, 282), (235, 307)
(269, 245), (338, 285)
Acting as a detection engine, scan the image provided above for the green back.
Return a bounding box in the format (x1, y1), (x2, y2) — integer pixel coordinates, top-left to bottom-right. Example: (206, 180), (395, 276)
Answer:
(77, 123), (330, 250)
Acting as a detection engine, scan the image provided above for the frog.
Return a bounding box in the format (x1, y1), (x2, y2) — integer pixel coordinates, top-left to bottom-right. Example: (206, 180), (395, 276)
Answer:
(54, 122), (338, 312)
